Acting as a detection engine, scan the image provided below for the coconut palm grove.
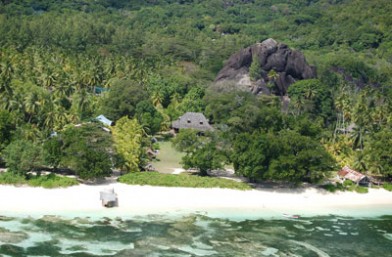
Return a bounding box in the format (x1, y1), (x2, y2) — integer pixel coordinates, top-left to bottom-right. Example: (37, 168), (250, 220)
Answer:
(0, 0), (391, 188)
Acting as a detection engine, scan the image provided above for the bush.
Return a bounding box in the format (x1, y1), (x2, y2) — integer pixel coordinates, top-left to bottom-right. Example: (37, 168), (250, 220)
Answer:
(0, 172), (26, 185)
(383, 183), (392, 192)
(0, 172), (78, 188)
(118, 172), (251, 190)
(343, 179), (354, 187)
(354, 186), (368, 194)
(321, 183), (344, 192)
(28, 174), (79, 188)
(340, 179), (369, 193)
(322, 181), (369, 193)
(321, 184), (335, 192)
(3, 140), (43, 176)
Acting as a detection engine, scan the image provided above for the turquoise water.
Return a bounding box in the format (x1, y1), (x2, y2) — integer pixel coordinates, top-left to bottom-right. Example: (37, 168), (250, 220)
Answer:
(0, 214), (391, 257)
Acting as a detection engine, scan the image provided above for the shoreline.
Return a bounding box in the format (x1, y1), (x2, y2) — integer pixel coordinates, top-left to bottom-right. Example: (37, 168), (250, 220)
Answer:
(0, 183), (391, 219)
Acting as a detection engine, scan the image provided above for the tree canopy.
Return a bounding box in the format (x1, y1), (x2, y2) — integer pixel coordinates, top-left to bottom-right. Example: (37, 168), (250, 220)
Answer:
(112, 117), (145, 172)
(0, 0), (391, 182)
(61, 124), (114, 179)
(232, 130), (335, 183)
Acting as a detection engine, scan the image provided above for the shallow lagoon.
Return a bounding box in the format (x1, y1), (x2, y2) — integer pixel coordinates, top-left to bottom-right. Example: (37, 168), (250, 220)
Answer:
(0, 213), (391, 257)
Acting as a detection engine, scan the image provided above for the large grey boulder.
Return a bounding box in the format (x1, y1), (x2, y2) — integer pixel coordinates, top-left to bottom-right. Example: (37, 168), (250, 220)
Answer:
(213, 38), (316, 95)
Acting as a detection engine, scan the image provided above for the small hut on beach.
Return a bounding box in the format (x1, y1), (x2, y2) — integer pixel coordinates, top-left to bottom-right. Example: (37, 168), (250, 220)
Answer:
(338, 166), (370, 186)
(171, 112), (213, 133)
(100, 188), (118, 207)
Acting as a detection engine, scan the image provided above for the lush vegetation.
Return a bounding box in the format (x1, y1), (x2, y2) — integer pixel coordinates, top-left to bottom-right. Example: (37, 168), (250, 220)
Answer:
(0, 172), (78, 188)
(0, 0), (391, 186)
(321, 180), (369, 194)
(383, 183), (392, 192)
(118, 172), (251, 190)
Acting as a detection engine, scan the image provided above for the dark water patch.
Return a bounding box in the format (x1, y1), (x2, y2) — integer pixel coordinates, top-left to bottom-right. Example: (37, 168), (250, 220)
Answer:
(0, 244), (25, 257)
(26, 240), (62, 256)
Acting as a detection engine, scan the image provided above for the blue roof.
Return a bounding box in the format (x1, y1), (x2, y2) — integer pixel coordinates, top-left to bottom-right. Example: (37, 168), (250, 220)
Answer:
(96, 115), (113, 126)
(95, 87), (109, 94)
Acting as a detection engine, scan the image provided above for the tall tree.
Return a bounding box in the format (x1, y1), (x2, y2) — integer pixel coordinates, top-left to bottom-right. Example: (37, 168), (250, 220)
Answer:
(61, 124), (113, 179)
(112, 116), (145, 172)
(173, 130), (225, 176)
(363, 128), (392, 177)
(0, 110), (15, 154)
(99, 79), (149, 121)
(3, 139), (43, 176)
(232, 130), (335, 183)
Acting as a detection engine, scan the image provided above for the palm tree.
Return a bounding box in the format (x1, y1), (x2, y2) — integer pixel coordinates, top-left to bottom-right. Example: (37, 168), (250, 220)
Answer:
(0, 59), (14, 96)
(52, 82), (73, 99)
(350, 125), (366, 151)
(151, 90), (164, 108)
(40, 72), (56, 90)
(71, 89), (92, 121)
(290, 96), (305, 116)
(43, 105), (68, 131)
(42, 100), (56, 130)
(353, 152), (367, 172)
(24, 91), (42, 123)
(53, 106), (68, 130)
(170, 92), (181, 107)
(304, 86), (316, 100)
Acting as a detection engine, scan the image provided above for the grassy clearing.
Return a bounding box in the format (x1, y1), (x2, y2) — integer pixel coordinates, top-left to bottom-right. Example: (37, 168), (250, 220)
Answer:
(118, 172), (252, 190)
(0, 172), (79, 188)
(152, 141), (184, 174)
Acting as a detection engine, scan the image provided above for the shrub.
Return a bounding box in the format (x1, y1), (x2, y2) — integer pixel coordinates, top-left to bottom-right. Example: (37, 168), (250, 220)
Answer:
(321, 182), (345, 192)
(28, 174), (79, 188)
(3, 140), (43, 176)
(0, 172), (26, 185)
(343, 179), (354, 187)
(0, 172), (78, 188)
(321, 184), (337, 192)
(118, 172), (251, 190)
(383, 183), (392, 192)
(354, 186), (368, 194)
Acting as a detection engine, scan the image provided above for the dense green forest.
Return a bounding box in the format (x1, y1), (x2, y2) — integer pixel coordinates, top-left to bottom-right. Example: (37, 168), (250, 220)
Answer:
(0, 0), (391, 183)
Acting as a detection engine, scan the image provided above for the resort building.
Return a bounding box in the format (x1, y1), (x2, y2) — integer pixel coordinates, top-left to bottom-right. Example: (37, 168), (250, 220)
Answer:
(96, 115), (113, 126)
(338, 166), (370, 186)
(171, 112), (213, 133)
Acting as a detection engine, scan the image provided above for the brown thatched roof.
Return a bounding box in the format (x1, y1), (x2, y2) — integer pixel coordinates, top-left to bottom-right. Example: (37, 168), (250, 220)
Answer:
(172, 112), (213, 131)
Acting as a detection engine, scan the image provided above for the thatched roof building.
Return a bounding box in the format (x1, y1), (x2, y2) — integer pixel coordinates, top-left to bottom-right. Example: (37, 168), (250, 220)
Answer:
(338, 166), (370, 186)
(172, 112), (213, 132)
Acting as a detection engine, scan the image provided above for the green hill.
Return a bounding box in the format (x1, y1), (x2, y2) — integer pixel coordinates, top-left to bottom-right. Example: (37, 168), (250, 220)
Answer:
(0, 0), (391, 182)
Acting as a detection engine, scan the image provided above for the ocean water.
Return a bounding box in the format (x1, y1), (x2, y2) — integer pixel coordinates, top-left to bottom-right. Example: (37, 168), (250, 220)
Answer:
(0, 214), (391, 257)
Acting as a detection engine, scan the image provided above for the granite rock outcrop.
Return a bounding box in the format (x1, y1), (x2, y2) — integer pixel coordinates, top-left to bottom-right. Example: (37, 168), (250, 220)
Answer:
(213, 38), (316, 95)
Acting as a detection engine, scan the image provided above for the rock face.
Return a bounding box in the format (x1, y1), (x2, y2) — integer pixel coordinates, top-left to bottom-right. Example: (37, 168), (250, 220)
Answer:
(213, 38), (316, 95)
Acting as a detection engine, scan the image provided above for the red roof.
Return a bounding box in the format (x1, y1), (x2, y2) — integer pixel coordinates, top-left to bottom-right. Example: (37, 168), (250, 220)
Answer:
(338, 166), (366, 183)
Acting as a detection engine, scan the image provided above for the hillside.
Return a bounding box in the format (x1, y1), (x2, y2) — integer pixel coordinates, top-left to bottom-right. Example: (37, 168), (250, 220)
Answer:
(0, 0), (391, 183)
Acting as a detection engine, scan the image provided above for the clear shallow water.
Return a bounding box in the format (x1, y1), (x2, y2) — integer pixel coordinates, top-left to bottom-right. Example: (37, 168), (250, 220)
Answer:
(0, 214), (391, 257)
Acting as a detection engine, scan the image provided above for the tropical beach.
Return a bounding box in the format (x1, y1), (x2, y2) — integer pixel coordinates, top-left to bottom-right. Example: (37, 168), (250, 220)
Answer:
(0, 183), (391, 219)
(1, 183), (391, 256)
(1, 1), (392, 255)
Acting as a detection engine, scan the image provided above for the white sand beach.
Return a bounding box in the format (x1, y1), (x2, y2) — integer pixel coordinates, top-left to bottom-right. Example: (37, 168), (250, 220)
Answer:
(0, 183), (391, 219)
